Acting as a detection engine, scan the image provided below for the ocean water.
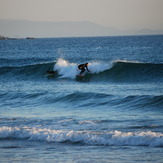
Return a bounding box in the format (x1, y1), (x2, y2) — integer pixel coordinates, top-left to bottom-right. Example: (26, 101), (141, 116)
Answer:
(0, 35), (163, 162)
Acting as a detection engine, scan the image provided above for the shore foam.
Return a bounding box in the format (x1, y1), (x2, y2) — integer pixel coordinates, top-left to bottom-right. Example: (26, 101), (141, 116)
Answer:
(0, 126), (162, 147)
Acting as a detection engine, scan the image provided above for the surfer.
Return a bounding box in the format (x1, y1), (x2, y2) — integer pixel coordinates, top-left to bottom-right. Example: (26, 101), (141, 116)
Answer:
(78, 63), (90, 75)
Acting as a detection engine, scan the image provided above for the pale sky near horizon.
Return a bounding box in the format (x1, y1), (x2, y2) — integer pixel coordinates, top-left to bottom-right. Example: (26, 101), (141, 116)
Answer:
(0, 0), (163, 30)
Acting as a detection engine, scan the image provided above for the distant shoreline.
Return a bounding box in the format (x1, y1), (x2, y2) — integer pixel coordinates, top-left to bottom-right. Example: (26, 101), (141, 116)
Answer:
(1, 34), (163, 40)
(0, 35), (35, 40)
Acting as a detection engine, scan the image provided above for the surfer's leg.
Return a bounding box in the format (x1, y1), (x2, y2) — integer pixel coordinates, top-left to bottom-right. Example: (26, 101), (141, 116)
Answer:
(80, 68), (85, 75)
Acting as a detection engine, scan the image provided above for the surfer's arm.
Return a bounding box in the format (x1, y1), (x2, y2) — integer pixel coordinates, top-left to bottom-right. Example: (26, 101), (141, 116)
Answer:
(86, 66), (90, 72)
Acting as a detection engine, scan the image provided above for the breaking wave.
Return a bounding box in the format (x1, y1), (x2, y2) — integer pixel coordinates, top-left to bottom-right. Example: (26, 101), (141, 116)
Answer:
(0, 58), (162, 82)
(0, 126), (162, 147)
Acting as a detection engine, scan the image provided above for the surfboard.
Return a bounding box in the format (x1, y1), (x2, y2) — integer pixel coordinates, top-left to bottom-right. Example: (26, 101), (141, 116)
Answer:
(76, 74), (84, 78)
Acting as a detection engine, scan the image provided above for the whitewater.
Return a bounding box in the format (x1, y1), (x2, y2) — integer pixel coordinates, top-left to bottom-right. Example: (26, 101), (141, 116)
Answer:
(1, 126), (163, 147)
(54, 58), (111, 79)
(0, 35), (163, 162)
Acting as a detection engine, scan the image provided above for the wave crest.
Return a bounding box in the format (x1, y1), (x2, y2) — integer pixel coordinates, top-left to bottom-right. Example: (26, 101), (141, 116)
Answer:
(0, 59), (162, 82)
(0, 126), (163, 147)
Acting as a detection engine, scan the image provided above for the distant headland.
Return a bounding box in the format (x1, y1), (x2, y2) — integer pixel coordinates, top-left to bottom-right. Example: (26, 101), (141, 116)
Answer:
(0, 35), (10, 40)
(0, 35), (35, 40)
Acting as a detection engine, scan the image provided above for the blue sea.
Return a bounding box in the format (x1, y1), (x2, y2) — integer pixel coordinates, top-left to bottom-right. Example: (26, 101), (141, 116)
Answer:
(0, 35), (163, 162)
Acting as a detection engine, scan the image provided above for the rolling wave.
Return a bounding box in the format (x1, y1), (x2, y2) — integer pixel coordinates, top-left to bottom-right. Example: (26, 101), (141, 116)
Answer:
(0, 126), (162, 147)
(0, 62), (55, 79)
(42, 93), (163, 110)
(82, 60), (163, 82)
(0, 90), (162, 110)
(0, 59), (162, 82)
(107, 60), (163, 82)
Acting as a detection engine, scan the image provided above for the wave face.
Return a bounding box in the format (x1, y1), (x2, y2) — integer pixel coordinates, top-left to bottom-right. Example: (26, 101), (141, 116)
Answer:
(0, 90), (162, 111)
(0, 62), (55, 80)
(54, 59), (163, 82)
(0, 126), (162, 147)
(53, 93), (163, 110)
(107, 60), (163, 82)
(1, 58), (162, 83)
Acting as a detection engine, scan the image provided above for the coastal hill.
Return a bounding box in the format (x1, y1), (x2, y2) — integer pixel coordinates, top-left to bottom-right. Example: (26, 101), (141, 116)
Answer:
(0, 19), (163, 38)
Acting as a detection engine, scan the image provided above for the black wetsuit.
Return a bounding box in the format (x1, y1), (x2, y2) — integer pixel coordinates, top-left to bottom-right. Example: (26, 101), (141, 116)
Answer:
(78, 64), (89, 75)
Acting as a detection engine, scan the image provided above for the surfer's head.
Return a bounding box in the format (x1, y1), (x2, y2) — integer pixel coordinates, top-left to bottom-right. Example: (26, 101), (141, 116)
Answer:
(85, 63), (88, 66)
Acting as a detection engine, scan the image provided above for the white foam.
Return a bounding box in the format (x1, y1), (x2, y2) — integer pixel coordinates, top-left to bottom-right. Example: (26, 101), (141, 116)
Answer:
(113, 60), (142, 64)
(79, 120), (96, 124)
(0, 126), (163, 147)
(54, 59), (78, 79)
(88, 62), (111, 73)
(54, 59), (111, 79)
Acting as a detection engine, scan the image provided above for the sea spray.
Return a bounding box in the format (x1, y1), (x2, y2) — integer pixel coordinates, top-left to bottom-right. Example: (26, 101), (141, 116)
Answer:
(54, 59), (78, 79)
(54, 58), (111, 79)
(88, 61), (111, 73)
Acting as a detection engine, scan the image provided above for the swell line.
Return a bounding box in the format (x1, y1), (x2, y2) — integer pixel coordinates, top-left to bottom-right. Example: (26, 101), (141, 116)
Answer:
(0, 60), (162, 82)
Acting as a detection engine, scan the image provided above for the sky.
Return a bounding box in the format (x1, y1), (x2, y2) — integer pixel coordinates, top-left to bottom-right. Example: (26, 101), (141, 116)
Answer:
(0, 0), (163, 31)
